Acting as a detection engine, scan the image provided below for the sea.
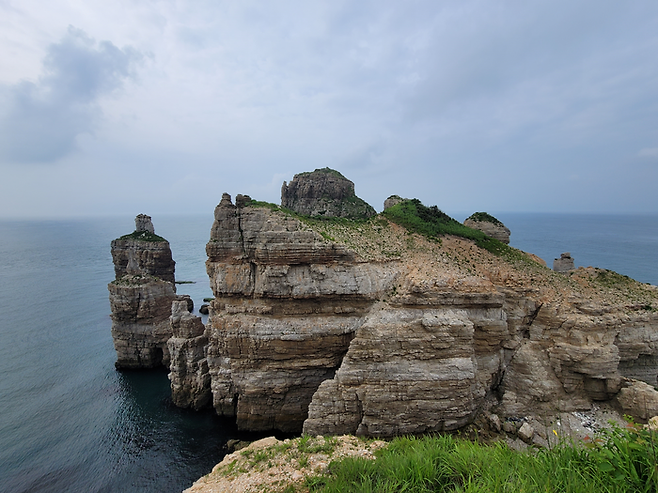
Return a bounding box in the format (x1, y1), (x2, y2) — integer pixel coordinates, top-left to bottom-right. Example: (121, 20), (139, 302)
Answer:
(0, 212), (656, 492)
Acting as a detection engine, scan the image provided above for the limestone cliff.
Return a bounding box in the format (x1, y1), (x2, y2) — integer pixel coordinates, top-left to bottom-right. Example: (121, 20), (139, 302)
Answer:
(188, 194), (658, 436)
(109, 215), (186, 369)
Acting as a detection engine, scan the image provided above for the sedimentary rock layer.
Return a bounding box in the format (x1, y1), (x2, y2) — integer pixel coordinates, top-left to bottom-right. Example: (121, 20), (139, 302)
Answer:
(109, 215), (182, 369)
(176, 193), (658, 435)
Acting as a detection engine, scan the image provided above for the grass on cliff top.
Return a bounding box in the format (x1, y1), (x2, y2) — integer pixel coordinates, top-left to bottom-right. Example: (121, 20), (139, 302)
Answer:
(382, 199), (513, 257)
(306, 423), (658, 493)
(295, 167), (347, 180)
(466, 211), (504, 226)
(118, 230), (167, 242)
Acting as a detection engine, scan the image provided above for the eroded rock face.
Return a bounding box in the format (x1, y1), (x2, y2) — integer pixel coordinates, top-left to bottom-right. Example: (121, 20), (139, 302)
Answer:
(168, 300), (211, 409)
(281, 168), (376, 220)
(204, 194), (391, 432)
(109, 216), (180, 369)
(553, 252), (575, 273)
(168, 191), (658, 435)
(464, 213), (511, 244)
(109, 275), (177, 368)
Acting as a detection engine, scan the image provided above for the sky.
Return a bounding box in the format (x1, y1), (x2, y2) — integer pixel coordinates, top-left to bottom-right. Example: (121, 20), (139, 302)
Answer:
(1, 0), (657, 219)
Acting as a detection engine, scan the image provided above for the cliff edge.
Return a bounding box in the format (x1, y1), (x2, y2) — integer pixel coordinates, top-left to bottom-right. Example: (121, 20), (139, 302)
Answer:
(166, 180), (658, 437)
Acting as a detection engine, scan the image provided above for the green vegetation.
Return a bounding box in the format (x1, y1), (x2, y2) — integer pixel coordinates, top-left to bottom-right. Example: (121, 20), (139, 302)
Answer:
(244, 199), (281, 211)
(382, 199), (511, 256)
(467, 211), (504, 226)
(118, 230), (167, 242)
(296, 167), (347, 179)
(307, 424), (658, 493)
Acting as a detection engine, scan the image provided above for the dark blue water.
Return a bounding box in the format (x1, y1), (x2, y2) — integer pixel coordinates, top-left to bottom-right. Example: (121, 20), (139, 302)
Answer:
(0, 216), (242, 493)
(0, 213), (656, 492)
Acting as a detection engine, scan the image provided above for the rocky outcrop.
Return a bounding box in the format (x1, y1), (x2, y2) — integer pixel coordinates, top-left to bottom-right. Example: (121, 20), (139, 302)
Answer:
(464, 212), (511, 244)
(203, 193), (394, 432)
(168, 300), (211, 409)
(383, 195), (404, 210)
(281, 168), (376, 220)
(553, 252), (575, 272)
(142, 175), (658, 436)
(109, 215), (181, 369)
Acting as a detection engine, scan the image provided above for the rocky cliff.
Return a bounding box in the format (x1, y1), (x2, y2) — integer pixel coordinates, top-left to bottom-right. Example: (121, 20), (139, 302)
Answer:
(109, 215), (187, 369)
(281, 167), (376, 219)
(165, 188), (658, 437)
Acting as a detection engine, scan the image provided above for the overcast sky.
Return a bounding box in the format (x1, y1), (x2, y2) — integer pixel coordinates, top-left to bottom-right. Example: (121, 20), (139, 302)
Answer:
(1, 1), (657, 218)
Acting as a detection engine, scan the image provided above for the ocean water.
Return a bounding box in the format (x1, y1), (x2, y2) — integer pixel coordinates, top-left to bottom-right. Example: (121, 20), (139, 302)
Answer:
(0, 213), (656, 492)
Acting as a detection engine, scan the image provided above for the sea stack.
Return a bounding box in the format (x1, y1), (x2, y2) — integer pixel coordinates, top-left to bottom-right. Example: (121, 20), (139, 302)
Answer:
(109, 215), (180, 369)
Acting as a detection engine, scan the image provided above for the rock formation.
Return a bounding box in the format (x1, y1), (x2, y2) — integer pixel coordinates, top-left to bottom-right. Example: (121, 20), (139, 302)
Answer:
(553, 252), (575, 272)
(159, 188), (658, 436)
(383, 195), (404, 210)
(116, 175), (658, 438)
(281, 167), (376, 219)
(109, 215), (186, 369)
(464, 212), (511, 244)
(168, 300), (211, 409)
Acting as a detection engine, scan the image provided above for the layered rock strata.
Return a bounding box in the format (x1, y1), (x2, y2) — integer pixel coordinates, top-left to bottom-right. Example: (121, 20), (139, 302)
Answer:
(163, 190), (658, 436)
(168, 300), (211, 409)
(204, 193), (393, 431)
(109, 215), (183, 369)
(281, 167), (376, 219)
(208, 197), (658, 434)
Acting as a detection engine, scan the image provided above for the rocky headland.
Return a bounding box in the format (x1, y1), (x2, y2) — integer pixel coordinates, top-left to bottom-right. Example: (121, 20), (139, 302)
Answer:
(109, 170), (658, 442)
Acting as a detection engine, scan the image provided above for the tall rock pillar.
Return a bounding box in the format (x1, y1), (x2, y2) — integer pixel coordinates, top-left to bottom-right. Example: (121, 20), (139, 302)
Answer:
(109, 215), (179, 369)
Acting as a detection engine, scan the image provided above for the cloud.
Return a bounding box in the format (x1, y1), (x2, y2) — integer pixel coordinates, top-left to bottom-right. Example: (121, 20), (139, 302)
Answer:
(638, 148), (658, 159)
(0, 26), (142, 163)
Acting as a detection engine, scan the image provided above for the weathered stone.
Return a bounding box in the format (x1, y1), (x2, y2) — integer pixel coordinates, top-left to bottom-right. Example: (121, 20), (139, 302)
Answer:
(616, 379), (658, 420)
(168, 300), (211, 409)
(199, 304), (209, 315)
(553, 253), (575, 273)
(383, 195), (404, 210)
(109, 275), (178, 368)
(135, 213), (155, 233)
(281, 168), (376, 219)
(487, 414), (502, 433)
(464, 213), (511, 244)
(109, 215), (180, 369)
(517, 422), (535, 443)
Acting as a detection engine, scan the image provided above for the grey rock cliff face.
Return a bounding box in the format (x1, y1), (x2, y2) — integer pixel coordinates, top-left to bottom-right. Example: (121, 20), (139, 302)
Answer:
(109, 215), (181, 369)
(281, 168), (376, 220)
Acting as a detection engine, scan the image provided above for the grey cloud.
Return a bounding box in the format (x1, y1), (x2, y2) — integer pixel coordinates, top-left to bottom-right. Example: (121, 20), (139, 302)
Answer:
(0, 26), (142, 163)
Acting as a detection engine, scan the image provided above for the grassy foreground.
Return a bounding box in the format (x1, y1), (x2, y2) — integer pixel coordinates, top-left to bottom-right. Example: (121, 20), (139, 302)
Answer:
(305, 423), (658, 493)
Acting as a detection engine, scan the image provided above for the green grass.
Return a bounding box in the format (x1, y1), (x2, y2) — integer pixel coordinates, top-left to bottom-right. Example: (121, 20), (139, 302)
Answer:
(307, 426), (658, 493)
(118, 230), (167, 242)
(466, 211), (504, 227)
(382, 199), (516, 257)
